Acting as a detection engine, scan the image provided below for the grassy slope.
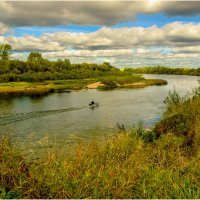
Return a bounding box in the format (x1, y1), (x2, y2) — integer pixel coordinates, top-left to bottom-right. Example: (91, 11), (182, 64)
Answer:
(0, 90), (200, 198)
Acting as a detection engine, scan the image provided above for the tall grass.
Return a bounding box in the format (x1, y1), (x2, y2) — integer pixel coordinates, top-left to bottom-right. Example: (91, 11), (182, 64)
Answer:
(99, 75), (144, 85)
(1, 120), (200, 198)
(155, 84), (200, 145)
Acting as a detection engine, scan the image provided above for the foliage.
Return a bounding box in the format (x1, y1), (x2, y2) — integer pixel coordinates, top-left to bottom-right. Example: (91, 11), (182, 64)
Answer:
(97, 76), (167, 90)
(117, 123), (126, 132)
(27, 52), (43, 62)
(98, 79), (118, 89)
(163, 88), (182, 114)
(99, 75), (144, 85)
(0, 44), (12, 60)
(0, 53), (130, 83)
(143, 79), (168, 86)
(0, 44), (167, 93)
(155, 85), (200, 149)
(125, 66), (200, 76)
(130, 121), (158, 143)
(0, 44), (164, 86)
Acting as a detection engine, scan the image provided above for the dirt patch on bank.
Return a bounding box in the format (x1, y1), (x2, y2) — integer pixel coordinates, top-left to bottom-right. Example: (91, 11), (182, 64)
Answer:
(86, 82), (105, 89)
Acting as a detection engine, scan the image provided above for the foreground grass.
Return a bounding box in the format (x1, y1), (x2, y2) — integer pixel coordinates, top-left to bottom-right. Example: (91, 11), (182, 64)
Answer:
(0, 88), (200, 198)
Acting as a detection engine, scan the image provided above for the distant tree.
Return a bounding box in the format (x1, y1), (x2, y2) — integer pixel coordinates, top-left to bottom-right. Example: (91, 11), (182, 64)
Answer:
(64, 59), (71, 67)
(0, 44), (12, 60)
(103, 62), (112, 67)
(27, 52), (43, 61)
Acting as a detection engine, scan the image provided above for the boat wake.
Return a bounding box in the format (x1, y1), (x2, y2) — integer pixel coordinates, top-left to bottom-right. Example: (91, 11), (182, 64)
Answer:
(0, 106), (88, 126)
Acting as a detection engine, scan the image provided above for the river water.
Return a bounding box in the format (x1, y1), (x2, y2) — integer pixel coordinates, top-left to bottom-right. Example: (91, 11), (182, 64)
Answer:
(0, 74), (199, 146)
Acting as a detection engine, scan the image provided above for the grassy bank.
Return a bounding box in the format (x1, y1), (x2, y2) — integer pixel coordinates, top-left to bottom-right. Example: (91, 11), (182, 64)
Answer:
(0, 79), (96, 97)
(97, 75), (167, 89)
(0, 85), (200, 198)
(0, 75), (167, 96)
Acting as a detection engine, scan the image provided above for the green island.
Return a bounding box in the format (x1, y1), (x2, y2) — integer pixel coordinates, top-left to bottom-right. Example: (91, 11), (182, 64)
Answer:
(1, 84), (200, 199)
(0, 48), (167, 96)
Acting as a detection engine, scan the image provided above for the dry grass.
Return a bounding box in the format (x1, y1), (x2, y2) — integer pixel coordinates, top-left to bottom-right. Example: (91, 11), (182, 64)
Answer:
(1, 124), (200, 198)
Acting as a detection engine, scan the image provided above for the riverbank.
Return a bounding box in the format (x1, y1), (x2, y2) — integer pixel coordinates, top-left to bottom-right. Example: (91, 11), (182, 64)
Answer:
(0, 76), (167, 96)
(0, 86), (199, 198)
(87, 79), (167, 89)
(0, 79), (95, 96)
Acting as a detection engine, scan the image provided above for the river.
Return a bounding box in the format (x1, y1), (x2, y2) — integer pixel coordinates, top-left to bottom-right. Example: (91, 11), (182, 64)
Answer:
(0, 74), (199, 146)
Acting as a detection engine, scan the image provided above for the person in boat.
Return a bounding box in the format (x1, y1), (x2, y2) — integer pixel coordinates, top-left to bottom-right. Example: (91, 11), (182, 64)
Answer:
(89, 101), (95, 106)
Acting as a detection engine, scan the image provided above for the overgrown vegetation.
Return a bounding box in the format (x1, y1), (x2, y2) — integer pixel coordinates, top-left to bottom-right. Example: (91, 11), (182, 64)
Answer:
(155, 82), (200, 148)
(0, 58), (124, 83)
(0, 44), (167, 95)
(0, 83), (200, 198)
(0, 44), (132, 82)
(98, 75), (145, 89)
(97, 76), (167, 90)
(125, 66), (200, 76)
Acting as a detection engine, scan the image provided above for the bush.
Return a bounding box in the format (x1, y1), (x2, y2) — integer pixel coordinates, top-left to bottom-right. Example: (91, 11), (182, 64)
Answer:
(98, 79), (117, 90)
(155, 87), (200, 149)
(129, 121), (158, 143)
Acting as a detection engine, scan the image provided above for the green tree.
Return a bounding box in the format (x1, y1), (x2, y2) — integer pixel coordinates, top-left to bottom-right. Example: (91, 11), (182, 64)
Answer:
(0, 44), (12, 60)
(27, 52), (43, 61)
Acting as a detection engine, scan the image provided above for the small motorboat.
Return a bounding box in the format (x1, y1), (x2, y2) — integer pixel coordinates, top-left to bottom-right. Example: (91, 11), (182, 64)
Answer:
(89, 101), (99, 108)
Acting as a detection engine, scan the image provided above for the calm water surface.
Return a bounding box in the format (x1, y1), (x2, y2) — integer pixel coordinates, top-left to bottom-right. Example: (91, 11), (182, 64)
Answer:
(0, 74), (199, 145)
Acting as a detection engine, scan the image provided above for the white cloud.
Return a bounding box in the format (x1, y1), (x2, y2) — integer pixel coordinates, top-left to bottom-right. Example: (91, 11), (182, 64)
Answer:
(172, 46), (200, 54)
(0, 22), (10, 34)
(1, 21), (199, 68)
(42, 49), (133, 59)
(4, 35), (65, 52)
(0, 2), (141, 26)
(12, 48), (200, 68)
(2, 22), (200, 53)
(41, 22), (200, 50)
(0, 1), (200, 27)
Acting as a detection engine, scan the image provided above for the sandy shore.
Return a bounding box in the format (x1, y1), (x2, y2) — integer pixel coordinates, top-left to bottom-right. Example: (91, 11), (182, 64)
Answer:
(86, 81), (105, 89)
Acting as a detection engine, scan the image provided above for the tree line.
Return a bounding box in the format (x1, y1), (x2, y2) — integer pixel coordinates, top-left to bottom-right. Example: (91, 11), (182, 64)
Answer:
(1, 43), (199, 83)
(124, 66), (200, 76)
(0, 44), (129, 83)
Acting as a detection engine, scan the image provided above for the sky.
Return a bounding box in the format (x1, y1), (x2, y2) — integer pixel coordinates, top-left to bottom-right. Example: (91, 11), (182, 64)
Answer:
(0, 1), (200, 68)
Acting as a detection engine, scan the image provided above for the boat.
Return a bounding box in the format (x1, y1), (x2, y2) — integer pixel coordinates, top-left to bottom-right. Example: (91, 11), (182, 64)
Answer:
(89, 101), (99, 108)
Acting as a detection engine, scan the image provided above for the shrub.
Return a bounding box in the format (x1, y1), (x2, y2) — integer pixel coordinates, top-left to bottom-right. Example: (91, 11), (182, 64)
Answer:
(98, 79), (117, 90)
